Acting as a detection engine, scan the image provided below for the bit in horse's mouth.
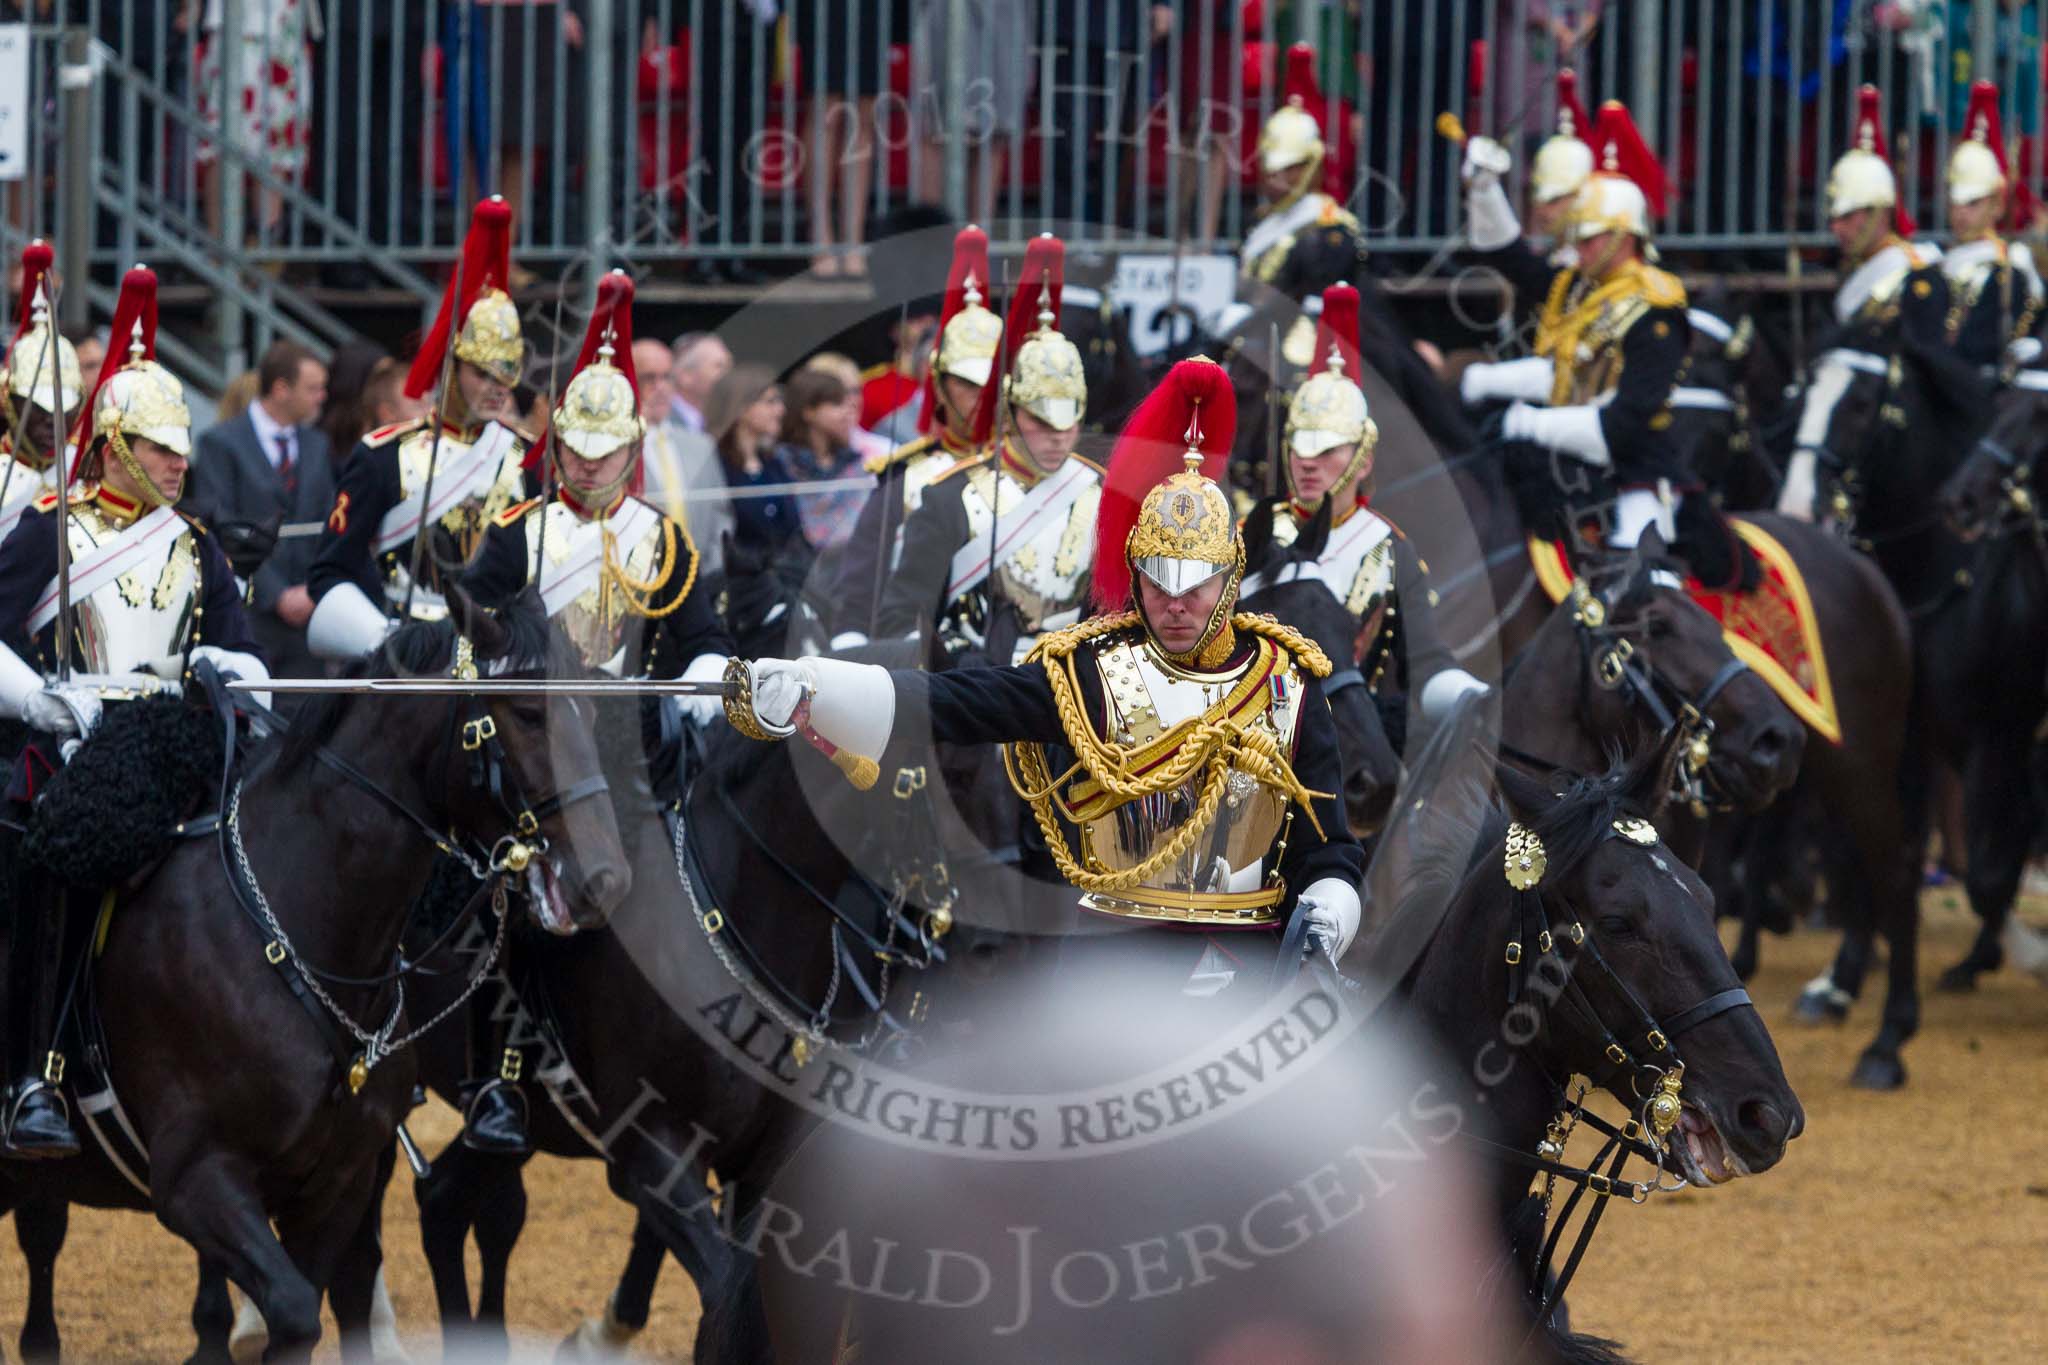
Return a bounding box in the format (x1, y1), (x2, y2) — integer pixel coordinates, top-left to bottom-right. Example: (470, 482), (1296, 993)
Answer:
(1674, 1104), (1748, 1187)
(527, 857), (576, 936)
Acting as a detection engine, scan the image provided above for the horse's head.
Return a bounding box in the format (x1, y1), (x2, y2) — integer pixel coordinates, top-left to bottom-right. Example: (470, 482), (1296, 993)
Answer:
(444, 585), (631, 934)
(1491, 741), (1803, 1184)
(1241, 503), (1402, 834)
(1789, 345), (1948, 529)
(715, 531), (830, 659)
(1575, 533), (1804, 812)
(1940, 370), (2047, 537)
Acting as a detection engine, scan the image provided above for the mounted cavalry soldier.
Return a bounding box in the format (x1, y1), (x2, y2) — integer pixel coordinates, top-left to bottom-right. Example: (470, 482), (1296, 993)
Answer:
(1256, 283), (1485, 733)
(729, 359), (1365, 998)
(0, 242), (84, 544)
(1778, 85), (1987, 523)
(1458, 93), (1761, 532)
(307, 196), (533, 658)
(0, 266), (267, 1157)
(1941, 80), (2044, 371)
(450, 271), (731, 1155)
(835, 226), (1003, 646)
(877, 234), (1103, 669)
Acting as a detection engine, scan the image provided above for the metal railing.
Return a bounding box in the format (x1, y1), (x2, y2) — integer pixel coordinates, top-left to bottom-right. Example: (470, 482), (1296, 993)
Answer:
(1, 2), (2041, 361)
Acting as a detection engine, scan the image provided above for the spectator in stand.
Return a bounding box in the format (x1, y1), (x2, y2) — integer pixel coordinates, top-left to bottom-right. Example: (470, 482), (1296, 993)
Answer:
(318, 341), (392, 458)
(64, 325), (106, 382)
(359, 356), (422, 435)
(793, 0), (888, 277)
(217, 370), (262, 422)
(187, 340), (334, 679)
(682, 0), (778, 282)
(776, 367), (873, 554)
(859, 311), (935, 441)
(196, 0), (316, 243)
(1161, 1), (1240, 250)
(634, 335), (733, 573)
(801, 351), (892, 465)
(1494, 1), (1603, 142)
(671, 330), (733, 434)
(913, 0), (1033, 226)
(708, 365), (799, 556)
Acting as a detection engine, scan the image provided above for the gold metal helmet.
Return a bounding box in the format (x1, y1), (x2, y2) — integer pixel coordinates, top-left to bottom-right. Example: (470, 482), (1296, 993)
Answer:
(1259, 43), (1327, 179)
(1007, 285), (1088, 430)
(95, 321), (191, 459)
(1129, 450), (1240, 600)
(4, 296), (83, 419)
(454, 286), (526, 387)
(1828, 85), (1898, 220)
(1532, 69), (1594, 205)
(936, 272), (1003, 388)
(555, 339), (643, 460)
(1286, 348), (1375, 461)
(1572, 174), (1651, 241)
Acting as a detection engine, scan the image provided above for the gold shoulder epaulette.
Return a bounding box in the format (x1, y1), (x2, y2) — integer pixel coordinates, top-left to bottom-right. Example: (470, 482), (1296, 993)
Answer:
(503, 421), (536, 446)
(1233, 612), (1333, 679)
(30, 488), (66, 513)
(929, 451), (991, 486)
(864, 432), (935, 476)
(1024, 610), (1139, 667)
(177, 510), (210, 537)
(1071, 453), (1107, 476)
(1638, 264), (1687, 310)
(859, 360), (892, 383)
(492, 497), (541, 529)
(363, 416), (427, 449)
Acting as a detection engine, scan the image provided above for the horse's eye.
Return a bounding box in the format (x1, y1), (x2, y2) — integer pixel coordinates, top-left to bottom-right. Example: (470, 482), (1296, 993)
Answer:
(512, 705), (547, 727)
(1645, 615), (1674, 640)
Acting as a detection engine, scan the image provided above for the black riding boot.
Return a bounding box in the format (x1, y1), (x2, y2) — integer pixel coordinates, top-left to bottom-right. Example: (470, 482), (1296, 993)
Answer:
(5, 892), (78, 1159)
(460, 990), (528, 1155)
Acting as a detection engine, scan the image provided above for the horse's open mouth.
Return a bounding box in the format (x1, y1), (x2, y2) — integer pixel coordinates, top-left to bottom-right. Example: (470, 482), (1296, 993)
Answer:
(1673, 1104), (1748, 1187)
(526, 856), (576, 937)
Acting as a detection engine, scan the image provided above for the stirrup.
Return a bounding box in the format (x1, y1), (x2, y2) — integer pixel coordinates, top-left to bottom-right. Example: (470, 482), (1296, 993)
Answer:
(3, 1079), (79, 1159)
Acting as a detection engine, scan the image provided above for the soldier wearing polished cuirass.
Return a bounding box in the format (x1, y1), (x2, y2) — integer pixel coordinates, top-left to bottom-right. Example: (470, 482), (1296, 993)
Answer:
(880, 235), (1103, 668)
(306, 197), (534, 659)
(0, 243), (83, 546)
(834, 225), (1003, 646)
(0, 266), (267, 1158)
(1939, 81), (2045, 372)
(455, 273), (731, 1156)
(733, 360), (1365, 999)
(1779, 85), (1988, 522)
(1257, 284), (1483, 742)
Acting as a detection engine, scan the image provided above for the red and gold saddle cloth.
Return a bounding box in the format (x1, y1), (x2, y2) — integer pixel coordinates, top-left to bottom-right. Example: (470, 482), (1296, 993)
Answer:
(1528, 519), (1841, 744)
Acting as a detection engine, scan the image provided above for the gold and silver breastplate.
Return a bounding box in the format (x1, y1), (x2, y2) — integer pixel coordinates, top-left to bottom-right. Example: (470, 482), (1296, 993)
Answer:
(1270, 504), (1396, 623)
(950, 461), (1099, 639)
(1071, 636), (1307, 924)
(66, 506), (202, 674)
(524, 498), (668, 675)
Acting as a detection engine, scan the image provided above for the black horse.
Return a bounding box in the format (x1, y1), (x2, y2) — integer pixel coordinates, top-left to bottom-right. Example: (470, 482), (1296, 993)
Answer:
(0, 595), (629, 1362)
(1499, 532), (1806, 838)
(1909, 371), (2048, 989)
(1400, 734), (1804, 1357)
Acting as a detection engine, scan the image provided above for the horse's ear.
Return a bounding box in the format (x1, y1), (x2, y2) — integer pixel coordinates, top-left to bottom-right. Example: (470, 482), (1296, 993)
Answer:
(1296, 495), (1335, 559)
(1635, 525), (1670, 562)
(1494, 752), (1559, 822)
(447, 582), (511, 659)
(1241, 496), (1278, 571)
(1623, 724), (1688, 821)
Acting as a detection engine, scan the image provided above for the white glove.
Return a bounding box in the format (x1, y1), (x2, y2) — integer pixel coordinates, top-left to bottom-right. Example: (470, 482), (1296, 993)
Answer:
(23, 685), (98, 738)
(747, 659), (811, 737)
(1502, 402), (1610, 465)
(1419, 668), (1490, 721)
(1461, 356), (1555, 406)
(1461, 135), (1512, 186)
(1299, 876), (1363, 961)
(192, 645), (272, 712)
(1776, 449), (1819, 521)
(306, 582), (398, 661)
(671, 652), (728, 728)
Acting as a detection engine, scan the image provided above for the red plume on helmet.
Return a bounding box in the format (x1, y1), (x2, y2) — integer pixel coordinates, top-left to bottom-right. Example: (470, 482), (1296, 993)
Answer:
(1092, 359), (1237, 613)
(1588, 100), (1668, 218)
(1310, 283), (1363, 380)
(1282, 42), (1321, 114)
(405, 196), (514, 400)
(1959, 79), (2034, 227)
(12, 240), (55, 342)
(1851, 84), (1916, 238)
(69, 264), (159, 458)
(920, 224), (993, 435)
(1554, 69), (1591, 143)
(971, 233), (1064, 444)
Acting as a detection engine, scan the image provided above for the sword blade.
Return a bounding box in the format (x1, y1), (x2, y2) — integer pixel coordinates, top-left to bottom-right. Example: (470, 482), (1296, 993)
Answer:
(230, 677), (731, 696)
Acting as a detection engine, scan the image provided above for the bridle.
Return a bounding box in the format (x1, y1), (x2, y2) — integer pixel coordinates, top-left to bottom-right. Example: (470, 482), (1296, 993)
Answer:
(210, 635), (613, 1095)
(1474, 814), (1755, 1323)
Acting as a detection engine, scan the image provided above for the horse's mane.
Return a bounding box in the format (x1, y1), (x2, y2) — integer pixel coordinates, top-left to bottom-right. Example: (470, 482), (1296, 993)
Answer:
(275, 593), (566, 774)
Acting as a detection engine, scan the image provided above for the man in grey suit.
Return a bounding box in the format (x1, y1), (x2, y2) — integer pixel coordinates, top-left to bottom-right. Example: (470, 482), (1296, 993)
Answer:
(188, 340), (333, 678)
